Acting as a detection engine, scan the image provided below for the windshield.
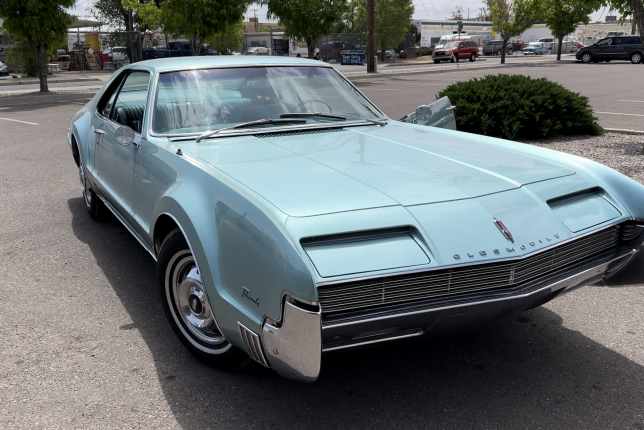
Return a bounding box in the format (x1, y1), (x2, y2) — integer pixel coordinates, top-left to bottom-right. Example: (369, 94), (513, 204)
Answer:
(152, 66), (382, 135)
(444, 42), (460, 49)
(528, 42), (542, 47)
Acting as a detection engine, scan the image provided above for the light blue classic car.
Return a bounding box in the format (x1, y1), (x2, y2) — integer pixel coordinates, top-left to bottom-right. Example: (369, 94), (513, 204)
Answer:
(523, 41), (549, 55)
(68, 56), (644, 382)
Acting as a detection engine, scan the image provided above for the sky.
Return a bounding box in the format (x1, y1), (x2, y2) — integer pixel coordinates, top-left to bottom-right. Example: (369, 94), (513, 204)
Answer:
(67, 0), (613, 28)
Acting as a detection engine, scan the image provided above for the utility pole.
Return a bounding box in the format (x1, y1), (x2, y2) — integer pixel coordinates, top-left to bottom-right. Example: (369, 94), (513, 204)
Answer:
(367, 0), (375, 73)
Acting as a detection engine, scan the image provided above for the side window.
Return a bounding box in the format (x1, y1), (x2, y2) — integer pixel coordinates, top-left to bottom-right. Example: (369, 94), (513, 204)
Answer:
(97, 72), (128, 118)
(471, 41), (478, 47)
(598, 38), (612, 46)
(111, 72), (151, 133)
(614, 38), (622, 45)
(459, 43), (465, 48)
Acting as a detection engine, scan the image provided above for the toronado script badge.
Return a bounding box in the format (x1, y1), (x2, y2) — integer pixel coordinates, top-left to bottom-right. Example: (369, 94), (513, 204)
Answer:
(242, 287), (260, 306)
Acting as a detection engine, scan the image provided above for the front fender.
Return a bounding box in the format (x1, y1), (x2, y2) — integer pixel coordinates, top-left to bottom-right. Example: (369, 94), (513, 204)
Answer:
(150, 158), (316, 348)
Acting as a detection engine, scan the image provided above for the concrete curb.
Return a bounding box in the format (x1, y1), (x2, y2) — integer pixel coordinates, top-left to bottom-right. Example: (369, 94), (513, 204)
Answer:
(604, 128), (644, 135)
(343, 59), (569, 80)
(0, 92), (97, 107)
(0, 78), (101, 87)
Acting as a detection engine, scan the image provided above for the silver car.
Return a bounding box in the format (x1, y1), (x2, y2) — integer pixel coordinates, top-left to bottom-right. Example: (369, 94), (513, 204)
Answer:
(0, 61), (9, 76)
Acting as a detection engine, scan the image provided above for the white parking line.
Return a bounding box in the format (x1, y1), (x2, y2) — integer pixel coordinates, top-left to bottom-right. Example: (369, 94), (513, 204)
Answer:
(617, 100), (644, 103)
(0, 117), (39, 125)
(596, 112), (644, 117)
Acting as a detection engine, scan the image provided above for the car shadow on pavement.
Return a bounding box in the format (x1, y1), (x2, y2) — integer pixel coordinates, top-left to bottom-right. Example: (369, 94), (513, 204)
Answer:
(68, 197), (644, 429)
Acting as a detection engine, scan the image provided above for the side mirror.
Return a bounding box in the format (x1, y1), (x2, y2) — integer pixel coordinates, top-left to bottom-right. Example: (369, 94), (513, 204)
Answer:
(415, 105), (432, 122)
(115, 126), (135, 146)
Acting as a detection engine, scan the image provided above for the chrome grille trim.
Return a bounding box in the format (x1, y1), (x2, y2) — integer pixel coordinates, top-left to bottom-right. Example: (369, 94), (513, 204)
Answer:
(621, 223), (644, 242)
(317, 225), (623, 315)
(237, 322), (269, 367)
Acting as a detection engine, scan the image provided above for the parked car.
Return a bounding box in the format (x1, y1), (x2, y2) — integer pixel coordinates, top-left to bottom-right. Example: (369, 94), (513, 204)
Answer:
(55, 54), (71, 71)
(432, 40), (479, 63)
(0, 61), (8, 76)
(576, 36), (644, 64)
(68, 56), (644, 383)
(482, 40), (513, 56)
(142, 42), (193, 60)
(399, 49), (407, 59)
(538, 37), (555, 51)
(512, 39), (526, 51)
(103, 47), (128, 62)
(523, 41), (549, 55)
(244, 46), (269, 55)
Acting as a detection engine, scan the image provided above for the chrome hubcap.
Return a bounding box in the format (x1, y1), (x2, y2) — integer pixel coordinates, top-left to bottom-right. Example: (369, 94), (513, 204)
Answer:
(633, 54), (641, 63)
(582, 53), (591, 62)
(171, 254), (226, 345)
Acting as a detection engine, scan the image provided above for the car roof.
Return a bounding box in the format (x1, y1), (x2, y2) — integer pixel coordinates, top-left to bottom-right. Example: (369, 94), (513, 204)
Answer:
(132, 55), (331, 72)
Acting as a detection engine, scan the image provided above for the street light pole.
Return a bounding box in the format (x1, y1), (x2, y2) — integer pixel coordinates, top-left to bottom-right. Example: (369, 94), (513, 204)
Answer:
(367, 0), (375, 73)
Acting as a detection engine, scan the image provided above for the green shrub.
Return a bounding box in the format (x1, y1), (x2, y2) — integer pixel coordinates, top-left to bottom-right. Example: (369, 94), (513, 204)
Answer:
(438, 74), (603, 140)
(415, 46), (433, 57)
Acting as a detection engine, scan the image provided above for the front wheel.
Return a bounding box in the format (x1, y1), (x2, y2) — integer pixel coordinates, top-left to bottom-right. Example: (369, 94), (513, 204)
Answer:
(79, 158), (105, 220)
(631, 52), (642, 64)
(158, 229), (251, 370)
(469, 52), (476, 62)
(433, 60), (440, 64)
(581, 52), (592, 63)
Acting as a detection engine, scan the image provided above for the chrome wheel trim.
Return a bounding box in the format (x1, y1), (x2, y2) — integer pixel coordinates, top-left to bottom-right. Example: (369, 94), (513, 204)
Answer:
(632, 53), (642, 64)
(582, 53), (592, 63)
(78, 161), (92, 208)
(165, 250), (231, 352)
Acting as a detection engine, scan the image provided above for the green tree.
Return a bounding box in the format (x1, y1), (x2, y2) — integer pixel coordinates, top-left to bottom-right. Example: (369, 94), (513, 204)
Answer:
(5, 37), (40, 76)
(605, 0), (644, 42)
(353, 0), (414, 59)
(486, 0), (544, 64)
(545, 0), (601, 61)
(122, 0), (161, 30)
(161, 0), (249, 56)
(206, 20), (244, 53)
(0, 0), (74, 92)
(262, 0), (347, 59)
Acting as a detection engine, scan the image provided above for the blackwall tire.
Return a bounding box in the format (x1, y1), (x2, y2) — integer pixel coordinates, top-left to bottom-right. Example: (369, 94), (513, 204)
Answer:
(631, 52), (642, 64)
(79, 158), (105, 220)
(157, 229), (251, 371)
(469, 53), (476, 62)
(581, 52), (592, 63)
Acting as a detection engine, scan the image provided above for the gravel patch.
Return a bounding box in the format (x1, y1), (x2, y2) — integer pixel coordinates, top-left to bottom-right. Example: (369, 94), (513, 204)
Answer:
(525, 133), (644, 185)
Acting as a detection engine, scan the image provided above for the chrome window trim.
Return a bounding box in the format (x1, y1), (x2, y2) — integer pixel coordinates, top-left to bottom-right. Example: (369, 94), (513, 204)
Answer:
(145, 64), (388, 139)
(95, 68), (153, 138)
(315, 219), (631, 287)
(321, 250), (635, 329)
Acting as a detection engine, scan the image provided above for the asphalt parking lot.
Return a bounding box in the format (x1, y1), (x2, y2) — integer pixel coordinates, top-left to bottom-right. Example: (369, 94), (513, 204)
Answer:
(1, 64), (643, 429)
(350, 61), (644, 131)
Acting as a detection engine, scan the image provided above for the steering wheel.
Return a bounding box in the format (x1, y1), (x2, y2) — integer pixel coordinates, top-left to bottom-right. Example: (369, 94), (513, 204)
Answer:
(296, 99), (333, 113)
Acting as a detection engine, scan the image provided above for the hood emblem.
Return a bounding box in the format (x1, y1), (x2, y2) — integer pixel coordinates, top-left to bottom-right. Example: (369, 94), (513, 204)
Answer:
(493, 218), (514, 242)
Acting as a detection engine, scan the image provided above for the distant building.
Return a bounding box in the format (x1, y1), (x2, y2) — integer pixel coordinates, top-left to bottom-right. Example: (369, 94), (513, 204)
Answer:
(243, 17), (283, 34)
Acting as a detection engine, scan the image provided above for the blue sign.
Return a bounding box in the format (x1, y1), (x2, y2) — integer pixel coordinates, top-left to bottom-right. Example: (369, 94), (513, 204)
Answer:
(340, 53), (364, 65)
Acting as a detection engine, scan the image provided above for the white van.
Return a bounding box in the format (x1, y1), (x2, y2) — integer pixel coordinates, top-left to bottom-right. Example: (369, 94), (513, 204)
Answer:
(435, 33), (492, 49)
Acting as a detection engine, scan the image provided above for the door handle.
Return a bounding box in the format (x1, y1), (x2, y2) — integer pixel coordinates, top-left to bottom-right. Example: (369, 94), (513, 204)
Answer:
(94, 129), (106, 135)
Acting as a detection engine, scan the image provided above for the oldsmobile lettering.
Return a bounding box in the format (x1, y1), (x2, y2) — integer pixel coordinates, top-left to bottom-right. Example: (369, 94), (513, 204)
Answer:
(242, 287), (260, 306)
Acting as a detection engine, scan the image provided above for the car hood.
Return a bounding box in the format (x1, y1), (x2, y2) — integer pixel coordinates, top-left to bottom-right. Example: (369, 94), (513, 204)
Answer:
(189, 122), (574, 217)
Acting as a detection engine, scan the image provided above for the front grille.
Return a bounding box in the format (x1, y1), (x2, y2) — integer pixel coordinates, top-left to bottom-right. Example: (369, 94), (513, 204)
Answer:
(317, 225), (623, 315)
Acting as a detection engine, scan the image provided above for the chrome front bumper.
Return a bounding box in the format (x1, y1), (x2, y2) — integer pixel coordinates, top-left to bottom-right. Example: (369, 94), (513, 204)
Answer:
(260, 247), (642, 383)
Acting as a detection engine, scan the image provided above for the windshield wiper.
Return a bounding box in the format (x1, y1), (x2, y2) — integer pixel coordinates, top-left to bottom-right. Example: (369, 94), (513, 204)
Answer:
(280, 112), (387, 126)
(195, 118), (307, 142)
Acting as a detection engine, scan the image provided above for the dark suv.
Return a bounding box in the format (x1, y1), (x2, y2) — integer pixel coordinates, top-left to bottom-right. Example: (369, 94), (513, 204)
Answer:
(576, 36), (644, 64)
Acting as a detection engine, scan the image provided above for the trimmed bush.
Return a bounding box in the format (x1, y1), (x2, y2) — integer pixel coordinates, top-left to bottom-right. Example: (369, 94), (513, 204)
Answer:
(438, 74), (603, 140)
(415, 46), (433, 57)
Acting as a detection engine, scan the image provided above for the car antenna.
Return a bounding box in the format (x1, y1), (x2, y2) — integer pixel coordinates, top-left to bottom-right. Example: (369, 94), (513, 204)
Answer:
(176, 148), (183, 156)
